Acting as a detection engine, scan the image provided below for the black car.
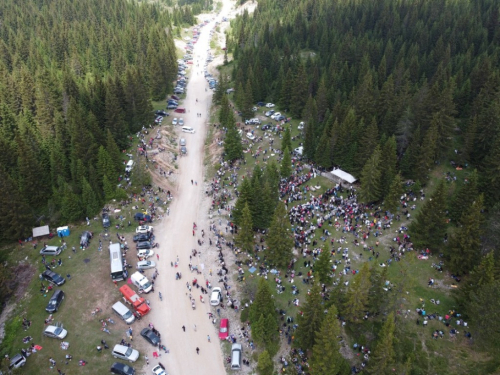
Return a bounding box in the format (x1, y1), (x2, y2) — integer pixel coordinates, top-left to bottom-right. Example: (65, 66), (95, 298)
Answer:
(133, 233), (152, 242)
(41, 270), (66, 286)
(133, 213), (152, 222)
(261, 124), (272, 131)
(46, 289), (64, 313)
(140, 328), (160, 346)
(155, 110), (167, 116)
(136, 241), (152, 250)
(102, 213), (110, 228)
(110, 362), (136, 375)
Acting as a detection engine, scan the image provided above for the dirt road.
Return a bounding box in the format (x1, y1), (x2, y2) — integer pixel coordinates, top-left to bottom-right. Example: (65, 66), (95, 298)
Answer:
(147, 2), (234, 374)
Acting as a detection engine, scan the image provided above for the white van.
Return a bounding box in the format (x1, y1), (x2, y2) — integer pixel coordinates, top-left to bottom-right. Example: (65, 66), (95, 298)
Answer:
(231, 343), (242, 370)
(130, 272), (153, 293)
(125, 160), (134, 173)
(182, 126), (195, 134)
(112, 301), (136, 324)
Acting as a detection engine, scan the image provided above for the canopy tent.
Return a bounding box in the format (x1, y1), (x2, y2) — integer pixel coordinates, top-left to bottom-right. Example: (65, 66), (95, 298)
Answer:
(330, 169), (357, 184)
(32, 225), (50, 238)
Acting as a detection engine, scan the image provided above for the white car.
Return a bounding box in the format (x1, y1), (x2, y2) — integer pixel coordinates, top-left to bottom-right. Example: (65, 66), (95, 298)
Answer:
(152, 363), (167, 375)
(265, 110), (275, 117)
(271, 112), (282, 120)
(210, 287), (222, 306)
(246, 133), (256, 141)
(43, 325), (68, 340)
(178, 118), (184, 126)
(137, 249), (155, 259)
(137, 260), (157, 270)
(112, 344), (140, 362)
(136, 225), (154, 234)
(172, 118), (178, 125)
(265, 103), (275, 108)
(252, 106), (258, 112)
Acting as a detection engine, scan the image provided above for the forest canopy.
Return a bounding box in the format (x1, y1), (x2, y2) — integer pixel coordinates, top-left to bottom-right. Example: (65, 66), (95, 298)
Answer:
(0, 0), (177, 240)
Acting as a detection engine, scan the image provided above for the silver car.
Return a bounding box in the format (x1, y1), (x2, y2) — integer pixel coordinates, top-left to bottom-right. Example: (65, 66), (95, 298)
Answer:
(136, 260), (156, 270)
(112, 344), (139, 362)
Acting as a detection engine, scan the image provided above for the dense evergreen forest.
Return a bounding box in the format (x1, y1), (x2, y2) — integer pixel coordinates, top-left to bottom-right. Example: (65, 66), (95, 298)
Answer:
(228, 0), (500, 208)
(0, 0), (177, 241)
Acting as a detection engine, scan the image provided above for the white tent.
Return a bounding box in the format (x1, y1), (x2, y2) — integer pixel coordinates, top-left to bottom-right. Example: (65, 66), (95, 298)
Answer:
(330, 169), (357, 184)
(32, 225), (50, 238)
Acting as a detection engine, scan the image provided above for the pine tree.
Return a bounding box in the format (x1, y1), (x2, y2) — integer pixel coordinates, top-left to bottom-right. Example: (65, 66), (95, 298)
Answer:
(467, 280), (500, 347)
(481, 135), (500, 208)
(233, 177), (253, 226)
(384, 174), (403, 214)
(266, 201), (294, 268)
(235, 203), (254, 253)
(368, 312), (396, 375)
(81, 177), (100, 217)
(314, 244), (331, 285)
(416, 117), (438, 183)
(359, 145), (383, 203)
(354, 117), (379, 172)
(282, 126), (292, 152)
(295, 282), (324, 351)
(409, 180), (447, 250)
(343, 263), (371, 323)
(314, 126), (331, 168)
(280, 147), (292, 179)
(241, 79), (254, 120)
(103, 174), (115, 200)
(106, 129), (123, 173)
(249, 278), (276, 324)
(290, 64), (308, 117)
(448, 195), (484, 275)
(368, 267), (388, 315)
(380, 136), (398, 197)
(257, 350), (274, 375)
(251, 314), (266, 345)
(450, 169), (479, 224)
(310, 305), (350, 375)
(224, 122), (243, 161)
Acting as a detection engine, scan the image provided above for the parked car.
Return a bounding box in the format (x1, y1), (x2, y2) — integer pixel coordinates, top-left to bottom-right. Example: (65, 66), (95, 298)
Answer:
(41, 270), (65, 286)
(252, 106), (258, 112)
(219, 318), (229, 340)
(110, 362), (136, 375)
(40, 245), (62, 256)
(171, 95), (180, 100)
(257, 101), (265, 106)
(174, 107), (186, 113)
(172, 118), (178, 125)
(265, 110), (275, 117)
(298, 121), (305, 130)
(173, 88), (184, 94)
(265, 103), (275, 108)
(43, 325), (68, 339)
(136, 241), (152, 250)
(261, 124), (272, 131)
(112, 344), (139, 362)
(180, 138), (186, 146)
(210, 287), (222, 306)
(133, 233), (152, 242)
(80, 231), (92, 247)
(134, 213), (152, 222)
(9, 354), (26, 369)
(167, 103), (178, 109)
(46, 289), (65, 313)
(141, 328), (160, 346)
(246, 133), (256, 141)
(136, 225), (153, 234)
(137, 249), (154, 259)
(276, 115), (286, 121)
(271, 112), (282, 120)
(178, 118), (184, 126)
(136, 260), (156, 270)
(154, 116), (163, 124)
(155, 110), (167, 116)
(102, 213), (110, 228)
(152, 363), (167, 375)
(180, 146), (187, 155)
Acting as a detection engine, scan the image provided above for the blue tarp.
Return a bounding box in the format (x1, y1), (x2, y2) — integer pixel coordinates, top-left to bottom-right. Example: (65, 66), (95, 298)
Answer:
(248, 267), (256, 274)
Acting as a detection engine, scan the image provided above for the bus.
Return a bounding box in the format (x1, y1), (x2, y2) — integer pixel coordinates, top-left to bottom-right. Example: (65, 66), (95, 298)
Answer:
(110, 243), (125, 281)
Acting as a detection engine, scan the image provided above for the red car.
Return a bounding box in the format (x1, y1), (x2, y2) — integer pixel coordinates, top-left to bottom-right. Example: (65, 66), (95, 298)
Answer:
(219, 318), (229, 340)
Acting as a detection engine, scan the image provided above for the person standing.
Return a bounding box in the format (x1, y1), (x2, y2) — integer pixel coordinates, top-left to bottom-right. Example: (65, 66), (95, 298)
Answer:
(182, 325), (186, 332)
(207, 335), (211, 342)
(145, 355), (149, 365)
(196, 347), (200, 354)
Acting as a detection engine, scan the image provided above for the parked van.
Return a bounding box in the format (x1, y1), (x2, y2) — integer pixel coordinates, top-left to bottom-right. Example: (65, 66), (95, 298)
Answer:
(231, 343), (242, 370)
(130, 272), (153, 293)
(125, 160), (134, 173)
(182, 126), (195, 134)
(112, 301), (136, 324)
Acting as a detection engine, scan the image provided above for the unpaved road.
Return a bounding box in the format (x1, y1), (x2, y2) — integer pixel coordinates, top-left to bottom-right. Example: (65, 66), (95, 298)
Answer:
(146, 1), (234, 374)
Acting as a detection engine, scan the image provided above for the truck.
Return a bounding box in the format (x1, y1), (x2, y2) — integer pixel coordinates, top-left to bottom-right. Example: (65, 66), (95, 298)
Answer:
(119, 285), (151, 317)
(130, 272), (153, 293)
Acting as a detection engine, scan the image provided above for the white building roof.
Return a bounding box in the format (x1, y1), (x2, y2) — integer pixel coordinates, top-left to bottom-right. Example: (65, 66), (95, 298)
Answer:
(330, 169), (357, 184)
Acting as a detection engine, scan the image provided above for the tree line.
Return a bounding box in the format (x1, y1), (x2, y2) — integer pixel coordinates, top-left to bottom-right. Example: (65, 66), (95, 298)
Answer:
(0, 0), (177, 240)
